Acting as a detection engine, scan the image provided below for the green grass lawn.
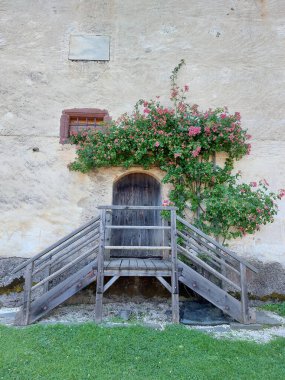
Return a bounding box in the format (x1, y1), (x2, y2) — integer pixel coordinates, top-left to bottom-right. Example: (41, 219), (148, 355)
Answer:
(260, 302), (285, 317)
(0, 324), (284, 380)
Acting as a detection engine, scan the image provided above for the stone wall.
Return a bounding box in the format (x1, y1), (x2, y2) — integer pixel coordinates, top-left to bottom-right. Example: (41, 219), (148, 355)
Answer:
(0, 1), (284, 292)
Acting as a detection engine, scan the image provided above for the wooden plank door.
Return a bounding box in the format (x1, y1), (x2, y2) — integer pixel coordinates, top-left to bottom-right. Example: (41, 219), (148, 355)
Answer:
(111, 173), (162, 258)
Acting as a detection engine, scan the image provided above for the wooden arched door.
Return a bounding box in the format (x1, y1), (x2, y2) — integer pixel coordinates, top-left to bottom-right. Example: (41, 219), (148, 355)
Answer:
(111, 173), (162, 258)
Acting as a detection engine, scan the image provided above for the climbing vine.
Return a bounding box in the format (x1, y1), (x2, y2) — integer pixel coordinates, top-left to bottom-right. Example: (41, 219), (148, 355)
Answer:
(69, 60), (284, 242)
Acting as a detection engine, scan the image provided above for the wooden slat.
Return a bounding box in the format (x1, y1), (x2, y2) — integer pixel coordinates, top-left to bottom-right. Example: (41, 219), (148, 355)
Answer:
(156, 276), (172, 293)
(177, 244), (241, 291)
(178, 260), (243, 323)
(129, 258), (137, 269)
(104, 269), (171, 277)
(240, 263), (250, 323)
(26, 261), (97, 325)
(103, 276), (120, 292)
(182, 229), (236, 266)
(105, 225), (171, 230)
(95, 209), (106, 323)
(98, 205), (177, 210)
(177, 216), (258, 273)
(21, 262), (33, 325)
(104, 246), (171, 250)
(33, 233), (99, 275)
(12, 216), (100, 274)
(32, 245), (98, 290)
(171, 209), (179, 324)
(177, 231), (240, 275)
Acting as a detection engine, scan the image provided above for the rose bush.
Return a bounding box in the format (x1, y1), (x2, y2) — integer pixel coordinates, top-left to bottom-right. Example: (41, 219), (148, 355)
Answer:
(69, 60), (284, 243)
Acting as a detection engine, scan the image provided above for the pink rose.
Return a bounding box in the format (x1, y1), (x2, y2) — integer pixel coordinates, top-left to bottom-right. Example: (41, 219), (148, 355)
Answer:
(189, 126), (201, 136)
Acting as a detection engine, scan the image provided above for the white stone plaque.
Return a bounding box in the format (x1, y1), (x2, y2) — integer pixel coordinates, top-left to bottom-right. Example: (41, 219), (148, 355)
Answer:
(69, 35), (110, 61)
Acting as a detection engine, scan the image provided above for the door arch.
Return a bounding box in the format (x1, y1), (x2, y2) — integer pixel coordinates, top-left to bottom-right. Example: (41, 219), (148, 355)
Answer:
(111, 173), (162, 258)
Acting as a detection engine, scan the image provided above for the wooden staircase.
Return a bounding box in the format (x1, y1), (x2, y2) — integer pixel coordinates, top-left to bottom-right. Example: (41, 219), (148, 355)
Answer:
(12, 206), (258, 325)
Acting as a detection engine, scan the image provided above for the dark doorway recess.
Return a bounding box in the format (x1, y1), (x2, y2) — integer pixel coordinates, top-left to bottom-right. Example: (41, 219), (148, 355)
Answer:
(111, 173), (162, 258)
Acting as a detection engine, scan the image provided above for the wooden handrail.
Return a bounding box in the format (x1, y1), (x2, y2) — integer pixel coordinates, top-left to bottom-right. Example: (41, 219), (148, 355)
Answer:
(34, 227), (100, 268)
(104, 246), (171, 250)
(177, 245), (241, 291)
(33, 233), (100, 275)
(98, 205), (177, 210)
(32, 245), (99, 291)
(105, 225), (171, 230)
(177, 231), (240, 275)
(177, 216), (258, 273)
(12, 216), (100, 274)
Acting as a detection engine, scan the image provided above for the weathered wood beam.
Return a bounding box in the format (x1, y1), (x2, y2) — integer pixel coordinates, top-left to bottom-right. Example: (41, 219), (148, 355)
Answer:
(103, 276), (120, 292)
(104, 246), (171, 250)
(177, 216), (258, 273)
(95, 209), (106, 323)
(156, 276), (172, 293)
(32, 245), (99, 290)
(98, 205), (177, 210)
(171, 209), (179, 324)
(12, 216), (100, 274)
(177, 244), (241, 291)
(105, 225), (171, 230)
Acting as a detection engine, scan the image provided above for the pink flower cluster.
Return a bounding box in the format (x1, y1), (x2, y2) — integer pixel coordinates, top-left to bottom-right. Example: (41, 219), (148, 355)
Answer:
(278, 189), (285, 198)
(162, 199), (174, 206)
(192, 146), (201, 157)
(188, 126), (201, 136)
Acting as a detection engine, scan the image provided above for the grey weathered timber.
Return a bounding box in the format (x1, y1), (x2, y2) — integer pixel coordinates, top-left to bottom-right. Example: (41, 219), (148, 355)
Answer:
(156, 276), (172, 293)
(33, 224), (98, 267)
(105, 246), (171, 250)
(43, 257), (52, 294)
(20, 262), (33, 325)
(98, 205), (177, 210)
(18, 261), (97, 325)
(104, 211), (112, 260)
(240, 263), (250, 323)
(94, 209), (106, 323)
(32, 245), (99, 291)
(177, 244), (241, 291)
(15, 205), (258, 326)
(177, 231), (240, 275)
(12, 217), (100, 274)
(33, 232), (99, 275)
(103, 276), (120, 292)
(105, 225), (171, 230)
(178, 260), (245, 323)
(177, 216), (258, 273)
(171, 210), (179, 323)
(111, 174), (163, 258)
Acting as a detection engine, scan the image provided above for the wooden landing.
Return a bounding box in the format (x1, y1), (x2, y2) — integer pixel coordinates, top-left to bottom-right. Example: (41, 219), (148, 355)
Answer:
(103, 258), (172, 276)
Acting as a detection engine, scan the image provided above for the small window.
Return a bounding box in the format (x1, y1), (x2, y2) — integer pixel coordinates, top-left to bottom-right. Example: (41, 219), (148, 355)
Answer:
(59, 108), (111, 144)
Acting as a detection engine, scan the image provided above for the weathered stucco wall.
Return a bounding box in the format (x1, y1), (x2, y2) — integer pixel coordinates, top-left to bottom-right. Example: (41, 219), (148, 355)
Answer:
(0, 0), (284, 279)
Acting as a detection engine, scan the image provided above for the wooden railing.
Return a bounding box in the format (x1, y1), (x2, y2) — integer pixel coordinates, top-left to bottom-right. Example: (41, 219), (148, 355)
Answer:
(176, 216), (258, 323)
(12, 216), (101, 325)
(95, 205), (179, 322)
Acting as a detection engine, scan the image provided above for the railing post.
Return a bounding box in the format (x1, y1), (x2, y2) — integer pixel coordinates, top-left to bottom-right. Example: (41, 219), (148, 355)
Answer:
(95, 209), (106, 323)
(22, 262), (34, 325)
(104, 211), (111, 260)
(240, 262), (249, 324)
(43, 257), (52, 294)
(171, 209), (179, 323)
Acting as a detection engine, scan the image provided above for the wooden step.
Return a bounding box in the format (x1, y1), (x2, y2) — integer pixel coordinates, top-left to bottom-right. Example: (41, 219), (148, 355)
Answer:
(178, 260), (256, 323)
(15, 260), (97, 325)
